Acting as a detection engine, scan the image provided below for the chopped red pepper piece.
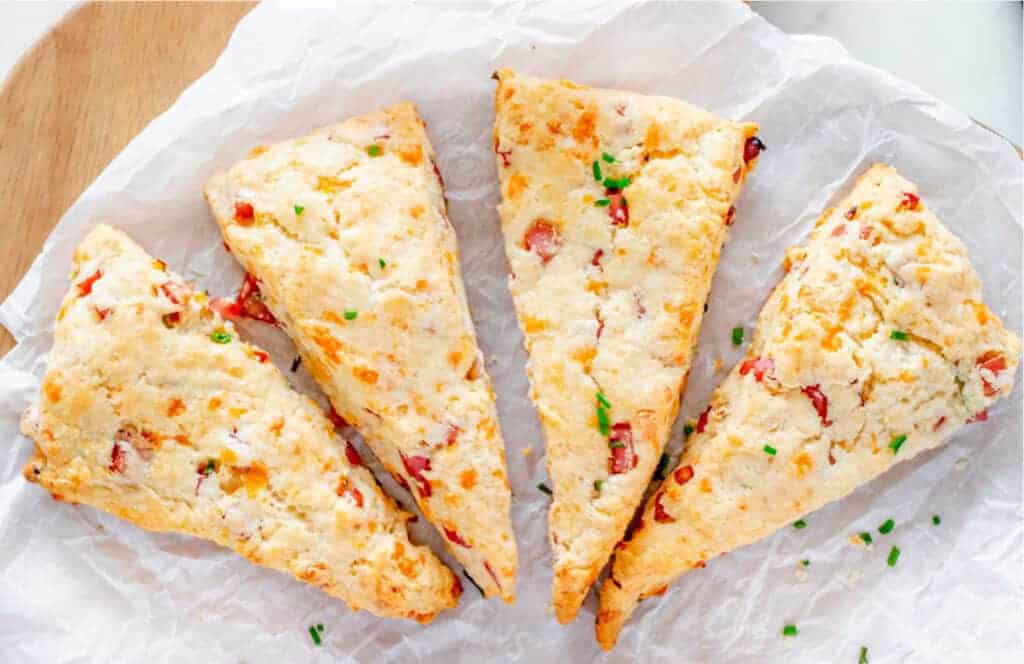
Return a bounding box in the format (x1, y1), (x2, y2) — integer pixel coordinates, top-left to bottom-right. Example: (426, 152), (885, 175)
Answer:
(609, 422), (637, 474)
(326, 406), (348, 430)
(400, 452), (432, 497)
(484, 560), (501, 589)
(431, 159), (446, 190)
(653, 491), (674, 523)
(933, 416), (946, 431)
(444, 527), (471, 548)
(159, 281), (187, 305)
(968, 409), (988, 423)
(212, 273), (276, 324)
(977, 351), (1007, 397)
(345, 441), (363, 467)
(674, 465), (694, 485)
(802, 385), (832, 426)
(76, 270), (103, 297)
(696, 406), (711, 434)
(831, 224), (847, 237)
(451, 574), (463, 600)
(445, 425), (460, 447)
(94, 306), (112, 321)
(109, 443), (126, 473)
(591, 248), (604, 266)
(607, 190), (629, 227)
(743, 137), (765, 163)
(724, 206), (736, 226)
(732, 167), (742, 183)
(253, 350), (269, 363)
(346, 485), (364, 508)
(899, 192), (920, 211)
(739, 356), (775, 382)
(234, 202), (255, 224)
(844, 206), (858, 220)
(524, 219), (560, 263)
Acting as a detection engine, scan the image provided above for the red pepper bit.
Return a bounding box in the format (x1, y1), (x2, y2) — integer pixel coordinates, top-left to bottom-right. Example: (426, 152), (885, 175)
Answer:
(252, 349), (269, 363)
(859, 225), (873, 240)
(933, 416), (947, 431)
(977, 351), (1008, 397)
(899, 192), (920, 211)
(523, 219), (561, 264)
(431, 159), (446, 190)
(739, 356), (775, 382)
(234, 202), (255, 225)
(237, 273), (276, 323)
(326, 406), (348, 430)
(391, 471), (411, 492)
(347, 486), (365, 508)
(484, 561), (501, 590)
(743, 136), (765, 163)
(344, 441), (364, 467)
(609, 422), (637, 474)
(94, 306), (112, 321)
(724, 206), (736, 226)
(591, 248), (604, 266)
(968, 409), (988, 423)
(76, 270), (103, 297)
(844, 206), (858, 220)
(161, 312), (181, 327)
(159, 281), (184, 305)
(444, 527), (472, 548)
(831, 224), (847, 237)
(732, 167), (742, 184)
(802, 385), (832, 427)
(607, 190), (629, 227)
(445, 425), (460, 447)
(674, 465), (694, 485)
(400, 452), (432, 498)
(451, 574), (463, 600)
(696, 406), (711, 434)
(614, 104), (626, 117)
(653, 491), (674, 523)
(108, 443), (126, 473)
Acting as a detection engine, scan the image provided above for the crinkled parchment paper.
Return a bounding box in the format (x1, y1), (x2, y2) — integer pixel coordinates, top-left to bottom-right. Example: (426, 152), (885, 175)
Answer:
(1, 2), (1020, 662)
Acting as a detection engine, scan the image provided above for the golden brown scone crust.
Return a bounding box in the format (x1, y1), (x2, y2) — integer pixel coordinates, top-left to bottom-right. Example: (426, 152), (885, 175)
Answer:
(204, 104), (516, 601)
(492, 69), (759, 623)
(596, 165), (1021, 648)
(21, 224), (460, 623)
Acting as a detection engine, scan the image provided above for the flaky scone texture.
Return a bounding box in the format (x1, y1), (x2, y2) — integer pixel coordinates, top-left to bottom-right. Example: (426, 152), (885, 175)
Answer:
(204, 104), (516, 601)
(596, 165), (1021, 648)
(21, 224), (460, 623)
(493, 69), (760, 623)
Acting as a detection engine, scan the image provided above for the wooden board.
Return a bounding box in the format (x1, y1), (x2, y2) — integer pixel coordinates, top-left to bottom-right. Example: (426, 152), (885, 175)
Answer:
(0, 2), (254, 355)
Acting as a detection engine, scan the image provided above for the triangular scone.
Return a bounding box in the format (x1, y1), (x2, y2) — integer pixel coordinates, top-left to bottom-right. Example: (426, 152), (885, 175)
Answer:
(596, 165), (1021, 648)
(21, 225), (460, 623)
(204, 104), (517, 601)
(492, 69), (761, 623)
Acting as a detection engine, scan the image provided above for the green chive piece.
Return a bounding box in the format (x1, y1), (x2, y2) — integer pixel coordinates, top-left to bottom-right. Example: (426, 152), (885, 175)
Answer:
(343, 310), (358, 321)
(597, 406), (610, 437)
(763, 445), (777, 456)
(210, 330), (232, 344)
(294, 204), (304, 215)
(654, 453), (670, 480)
(932, 514), (941, 526)
(859, 532), (873, 545)
(731, 326), (744, 346)
(316, 624), (324, 632)
(203, 459), (216, 475)
(537, 483), (552, 495)
(782, 624), (798, 637)
(609, 441), (625, 449)
(683, 423), (694, 437)
(379, 258), (386, 269)
(603, 176), (631, 190)
(878, 519), (895, 534)
(801, 559), (810, 567)
(601, 152), (615, 163)
(594, 480), (604, 492)
(596, 392), (612, 409)
(308, 626), (322, 646)
(592, 160), (602, 181)
(887, 545), (901, 567)
(367, 145), (382, 157)
(594, 198), (611, 207)
(793, 519), (807, 530)
(890, 330), (909, 341)
(888, 435), (906, 454)
(859, 646), (869, 664)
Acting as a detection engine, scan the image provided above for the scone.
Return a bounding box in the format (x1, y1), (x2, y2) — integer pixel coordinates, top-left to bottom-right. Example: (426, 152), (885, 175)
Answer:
(20, 225), (461, 623)
(595, 165), (1021, 648)
(492, 69), (761, 623)
(204, 104), (517, 601)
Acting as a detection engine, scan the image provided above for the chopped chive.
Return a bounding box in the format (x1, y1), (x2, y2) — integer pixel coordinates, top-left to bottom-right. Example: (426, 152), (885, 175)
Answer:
(597, 405), (610, 437)
(609, 441), (625, 449)
(210, 330), (232, 344)
(596, 392), (612, 409)
(793, 519), (807, 530)
(594, 480), (604, 492)
(379, 258), (386, 269)
(592, 160), (602, 181)
(782, 624), (798, 637)
(801, 559), (810, 567)
(343, 310), (358, 321)
(308, 625), (322, 646)
(316, 623), (324, 632)
(888, 435), (906, 454)
(594, 198), (611, 207)
(603, 176), (631, 190)
(202, 459), (216, 475)
(763, 445), (777, 456)
(932, 514), (941, 526)
(601, 152), (615, 163)
(731, 326), (744, 346)
(294, 204), (305, 215)
(887, 545), (901, 567)
(890, 330), (909, 341)
(859, 532), (873, 545)
(878, 519), (895, 535)
(859, 646), (869, 664)
(463, 570), (485, 595)
(654, 453), (670, 480)
(683, 423), (694, 437)
(366, 145), (382, 157)
(537, 482), (552, 495)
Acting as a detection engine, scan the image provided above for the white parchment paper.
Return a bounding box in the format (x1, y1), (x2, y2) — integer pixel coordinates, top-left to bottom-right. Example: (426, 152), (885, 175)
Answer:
(1, 2), (1021, 662)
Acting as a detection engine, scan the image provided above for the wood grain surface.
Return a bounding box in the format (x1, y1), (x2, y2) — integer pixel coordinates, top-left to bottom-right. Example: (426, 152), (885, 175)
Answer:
(0, 1), (254, 355)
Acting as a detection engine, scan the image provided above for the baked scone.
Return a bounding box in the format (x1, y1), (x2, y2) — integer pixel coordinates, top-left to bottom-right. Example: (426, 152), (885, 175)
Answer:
(492, 69), (761, 623)
(21, 225), (460, 623)
(595, 164), (1021, 648)
(204, 104), (517, 601)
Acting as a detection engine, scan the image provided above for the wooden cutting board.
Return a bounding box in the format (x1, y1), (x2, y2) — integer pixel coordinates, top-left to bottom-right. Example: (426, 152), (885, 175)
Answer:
(0, 2), (254, 355)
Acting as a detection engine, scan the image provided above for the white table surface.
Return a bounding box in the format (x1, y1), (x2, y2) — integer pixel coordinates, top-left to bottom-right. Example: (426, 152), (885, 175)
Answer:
(0, 1), (1020, 147)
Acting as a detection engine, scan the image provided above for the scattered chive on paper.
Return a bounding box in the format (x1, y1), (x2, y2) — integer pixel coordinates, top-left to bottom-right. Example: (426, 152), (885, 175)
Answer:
(859, 646), (869, 664)
(366, 144), (382, 157)
(731, 326), (744, 346)
(210, 330), (232, 344)
(763, 445), (777, 456)
(537, 483), (552, 495)
(782, 624), (798, 637)
(878, 519), (895, 535)
(317, 624), (324, 632)
(888, 435), (906, 454)
(932, 514), (941, 526)
(793, 519), (807, 530)
(594, 480), (604, 492)
(308, 625), (322, 646)
(594, 198), (611, 207)
(343, 310), (358, 321)
(890, 330), (909, 341)
(654, 453), (670, 480)
(801, 559), (810, 567)
(887, 545), (901, 567)
(601, 152), (615, 163)
(592, 160), (602, 181)
(379, 258), (386, 269)
(859, 532), (873, 545)
(294, 204), (304, 215)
